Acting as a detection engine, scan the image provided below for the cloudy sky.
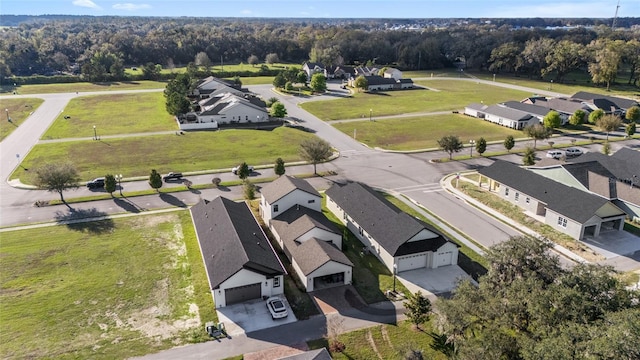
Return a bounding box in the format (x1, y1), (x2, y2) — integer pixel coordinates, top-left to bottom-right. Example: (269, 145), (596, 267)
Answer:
(1, 0), (639, 18)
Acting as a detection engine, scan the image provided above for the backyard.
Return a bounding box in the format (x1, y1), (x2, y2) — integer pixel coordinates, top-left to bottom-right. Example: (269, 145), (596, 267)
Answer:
(0, 211), (214, 360)
(0, 97), (44, 141)
(301, 80), (532, 120)
(333, 113), (522, 151)
(42, 92), (174, 139)
(13, 127), (318, 183)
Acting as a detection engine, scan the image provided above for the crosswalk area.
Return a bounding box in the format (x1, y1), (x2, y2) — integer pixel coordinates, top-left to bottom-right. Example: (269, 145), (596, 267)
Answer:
(393, 183), (443, 194)
(339, 149), (375, 157)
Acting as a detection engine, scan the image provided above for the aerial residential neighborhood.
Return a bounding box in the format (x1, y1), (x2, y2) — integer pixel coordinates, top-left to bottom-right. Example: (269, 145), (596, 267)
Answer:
(1, 2), (640, 360)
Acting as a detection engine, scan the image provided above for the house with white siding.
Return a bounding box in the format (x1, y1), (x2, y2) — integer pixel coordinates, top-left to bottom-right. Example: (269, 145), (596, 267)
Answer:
(325, 182), (459, 274)
(191, 196), (286, 308)
(178, 92), (269, 130)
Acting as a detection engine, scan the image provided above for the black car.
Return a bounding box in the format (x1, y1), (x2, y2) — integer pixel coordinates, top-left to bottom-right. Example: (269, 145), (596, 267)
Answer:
(86, 177), (105, 189)
(163, 172), (183, 182)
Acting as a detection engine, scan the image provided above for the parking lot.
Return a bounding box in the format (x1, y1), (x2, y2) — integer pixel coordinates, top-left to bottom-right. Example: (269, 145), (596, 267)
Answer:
(216, 296), (298, 336)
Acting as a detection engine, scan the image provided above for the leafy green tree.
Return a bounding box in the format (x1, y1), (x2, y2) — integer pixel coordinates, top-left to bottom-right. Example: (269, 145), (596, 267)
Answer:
(523, 124), (550, 149)
(310, 73), (327, 93)
(543, 40), (584, 82)
(265, 53), (279, 64)
(626, 122), (636, 137)
(285, 81), (294, 91)
(299, 138), (332, 175)
(273, 73), (286, 88)
(165, 91), (190, 116)
(194, 51), (211, 71)
(270, 101), (287, 118)
(274, 157), (285, 176)
(354, 75), (368, 91)
(404, 291), (432, 330)
(437, 135), (463, 160)
(522, 146), (536, 166)
(596, 114), (622, 141)
(626, 106), (640, 123)
(543, 110), (562, 130)
(503, 135), (515, 152)
(104, 174), (116, 196)
(237, 162), (250, 180)
(475, 137), (487, 156)
(247, 54), (259, 67)
(588, 39), (624, 91)
(266, 97), (278, 107)
(589, 109), (605, 124)
(243, 180), (256, 200)
(569, 109), (586, 126)
(603, 141), (611, 155)
(233, 75), (242, 87)
(148, 169), (162, 192)
(141, 62), (161, 80)
(296, 71), (308, 84)
(211, 177), (221, 187)
(33, 162), (80, 203)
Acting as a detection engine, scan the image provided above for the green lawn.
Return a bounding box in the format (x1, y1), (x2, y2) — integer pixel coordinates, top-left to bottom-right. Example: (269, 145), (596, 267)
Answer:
(308, 321), (447, 359)
(233, 76), (275, 85)
(0, 97), (44, 141)
(14, 127), (317, 183)
(0, 211), (214, 359)
(42, 92), (175, 139)
(125, 63), (300, 76)
(333, 113), (522, 151)
(301, 80), (531, 121)
(13, 81), (166, 95)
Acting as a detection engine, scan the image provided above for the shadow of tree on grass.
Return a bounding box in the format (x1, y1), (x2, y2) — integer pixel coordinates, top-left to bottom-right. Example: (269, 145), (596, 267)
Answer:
(54, 207), (114, 234)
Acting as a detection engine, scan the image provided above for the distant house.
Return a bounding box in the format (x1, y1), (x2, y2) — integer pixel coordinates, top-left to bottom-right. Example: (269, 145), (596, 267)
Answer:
(326, 182), (459, 274)
(303, 62), (325, 80)
(325, 65), (355, 80)
(383, 67), (403, 80)
(464, 103), (488, 118)
(178, 93), (268, 130)
(500, 101), (556, 123)
(191, 76), (244, 99)
(348, 75), (413, 91)
(480, 104), (538, 129)
(260, 176), (353, 292)
(571, 91), (639, 116)
(191, 197), (286, 308)
(478, 160), (626, 240)
(354, 66), (379, 77)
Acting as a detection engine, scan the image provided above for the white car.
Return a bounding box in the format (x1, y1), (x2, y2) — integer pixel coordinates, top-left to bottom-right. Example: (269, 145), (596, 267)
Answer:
(546, 150), (564, 159)
(565, 147), (583, 157)
(266, 297), (288, 319)
(231, 164), (254, 175)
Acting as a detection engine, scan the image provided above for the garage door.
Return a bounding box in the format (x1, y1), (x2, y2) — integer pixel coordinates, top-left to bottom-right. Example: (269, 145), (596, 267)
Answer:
(437, 251), (453, 267)
(397, 254), (427, 272)
(225, 283), (261, 305)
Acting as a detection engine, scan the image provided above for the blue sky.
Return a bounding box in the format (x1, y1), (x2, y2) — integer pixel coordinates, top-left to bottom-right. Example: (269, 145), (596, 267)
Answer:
(2, 0), (639, 18)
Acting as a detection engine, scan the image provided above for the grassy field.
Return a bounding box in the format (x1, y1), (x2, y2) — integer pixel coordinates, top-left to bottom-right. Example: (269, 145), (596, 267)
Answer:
(42, 92), (175, 139)
(0, 97), (44, 141)
(308, 321), (447, 359)
(13, 127), (317, 183)
(301, 80), (531, 121)
(125, 63), (301, 76)
(0, 211), (214, 359)
(333, 113), (522, 151)
(12, 81), (167, 95)
(232, 76), (275, 85)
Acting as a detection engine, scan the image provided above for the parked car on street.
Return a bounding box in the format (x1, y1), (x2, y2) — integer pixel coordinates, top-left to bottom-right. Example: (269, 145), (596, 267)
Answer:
(86, 177), (105, 189)
(565, 147), (583, 157)
(231, 165), (254, 175)
(163, 172), (183, 182)
(546, 150), (564, 159)
(266, 297), (288, 319)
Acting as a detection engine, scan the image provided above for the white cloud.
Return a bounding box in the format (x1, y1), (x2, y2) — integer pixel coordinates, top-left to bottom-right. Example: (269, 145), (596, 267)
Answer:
(112, 3), (152, 11)
(240, 9), (253, 15)
(72, 0), (101, 10)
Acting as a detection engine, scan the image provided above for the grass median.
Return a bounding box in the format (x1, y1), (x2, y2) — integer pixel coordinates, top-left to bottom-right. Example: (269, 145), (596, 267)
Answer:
(0, 211), (214, 359)
(14, 127), (317, 183)
(12, 81), (166, 95)
(0, 97), (44, 141)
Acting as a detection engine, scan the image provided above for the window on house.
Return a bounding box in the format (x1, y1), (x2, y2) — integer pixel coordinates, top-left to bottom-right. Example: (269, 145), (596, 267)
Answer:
(308, 199), (315, 204)
(245, 116), (248, 120)
(358, 226), (363, 236)
(273, 277), (280, 287)
(557, 216), (567, 228)
(273, 204), (279, 212)
(515, 193), (519, 202)
(525, 197), (530, 204)
(505, 188), (510, 197)
(343, 212), (347, 220)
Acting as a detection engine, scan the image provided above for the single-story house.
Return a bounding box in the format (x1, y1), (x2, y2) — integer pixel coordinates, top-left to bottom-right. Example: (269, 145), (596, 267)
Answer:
(260, 176), (353, 292)
(464, 103), (488, 118)
(178, 92), (269, 130)
(500, 101), (560, 124)
(191, 76), (244, 99)
(571, 91), (639, 116)
(481, 104), (538, 129)
(354, 66), (379, 77)
(347, 75), (413, 91)
(325, 182), (459, 274)
(303, 62), (325, 80)
(325, 65), (355, 80)
(478, 160), (627, 240)
(191, 196), (286, 308)
(383, 67), (403, 80)
(540, 97), (592, 122)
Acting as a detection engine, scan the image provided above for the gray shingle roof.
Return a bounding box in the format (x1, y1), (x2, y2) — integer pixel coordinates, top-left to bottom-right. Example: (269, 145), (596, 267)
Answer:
(278, 348), (332, 360)
(478, 161), (613, 223)
(571, 91), (639, 110)
(465, 103), (488, 111)
(290, 238), (353, 275)
(190, 197), (284, 289)
(271, 205), (340, 244)
(484, 104), (535, 121)
(365, 76), (398, 86)
(501, 101), (550, 117)
(260, 175), (321, 204)
(569, 148), (640, 181)
(545, 98), (591, 115)
(325, 182), (450, 256)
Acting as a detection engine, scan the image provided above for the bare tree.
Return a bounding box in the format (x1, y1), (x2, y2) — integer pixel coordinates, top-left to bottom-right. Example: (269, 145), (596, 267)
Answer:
(33, 162), (80, 202)
(596, 114), (623, 141)
(299, 138), (332, 175)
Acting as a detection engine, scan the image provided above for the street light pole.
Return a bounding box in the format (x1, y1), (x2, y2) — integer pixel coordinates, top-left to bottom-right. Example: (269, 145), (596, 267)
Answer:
(93, 125), (97, 140)
(369, 109), (372, 122)
(5, 108), (9, 122)
(469, 139), (476, 157)
(116, 174), (123, 196)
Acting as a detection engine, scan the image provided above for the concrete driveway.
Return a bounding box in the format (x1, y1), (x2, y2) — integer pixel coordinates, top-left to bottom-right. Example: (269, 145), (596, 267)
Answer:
(396, 265), (474, 298)
(216, 296), (297, 336)
(582, 229), (640, 271)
